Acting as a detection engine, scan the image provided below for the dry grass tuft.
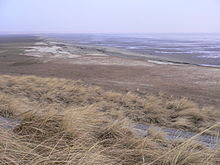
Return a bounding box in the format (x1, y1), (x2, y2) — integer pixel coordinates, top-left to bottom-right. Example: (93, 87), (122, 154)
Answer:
(0, 74), (219, 164)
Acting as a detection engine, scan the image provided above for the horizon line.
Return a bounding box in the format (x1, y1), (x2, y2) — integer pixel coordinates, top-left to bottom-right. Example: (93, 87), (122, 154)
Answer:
(1, 32), (220, 35)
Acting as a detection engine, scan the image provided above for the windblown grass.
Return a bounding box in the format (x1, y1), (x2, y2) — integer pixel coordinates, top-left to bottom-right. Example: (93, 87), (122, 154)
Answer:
(0, 75), (219, 164)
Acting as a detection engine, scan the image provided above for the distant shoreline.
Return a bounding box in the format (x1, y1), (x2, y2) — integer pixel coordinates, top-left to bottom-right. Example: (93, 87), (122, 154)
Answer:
(1, 33), (220, 68)
(42, 36), (220, 68)
(43, 33), (220, 68)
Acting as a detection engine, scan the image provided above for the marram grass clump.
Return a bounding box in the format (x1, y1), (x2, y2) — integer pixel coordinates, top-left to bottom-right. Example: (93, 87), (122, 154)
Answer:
(0, 75), (219, 165)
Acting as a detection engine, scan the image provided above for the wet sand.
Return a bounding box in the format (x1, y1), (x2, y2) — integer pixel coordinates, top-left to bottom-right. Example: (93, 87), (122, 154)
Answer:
(0, 35), (220, 108)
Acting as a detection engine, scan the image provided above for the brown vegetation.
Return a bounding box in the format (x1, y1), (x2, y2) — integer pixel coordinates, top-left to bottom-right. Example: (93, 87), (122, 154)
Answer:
(0, 75), (219, 164)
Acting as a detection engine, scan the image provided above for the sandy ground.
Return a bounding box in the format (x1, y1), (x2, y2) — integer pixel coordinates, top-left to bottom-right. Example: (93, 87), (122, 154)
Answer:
(0, 36), (220, 108)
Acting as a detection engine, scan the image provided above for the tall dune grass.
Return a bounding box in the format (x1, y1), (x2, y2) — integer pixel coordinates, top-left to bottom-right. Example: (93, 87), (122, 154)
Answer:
(0, 75), (219, 164)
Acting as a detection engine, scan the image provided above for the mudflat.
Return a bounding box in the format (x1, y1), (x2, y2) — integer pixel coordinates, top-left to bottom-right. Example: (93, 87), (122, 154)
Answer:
(0, 35), (220, 108)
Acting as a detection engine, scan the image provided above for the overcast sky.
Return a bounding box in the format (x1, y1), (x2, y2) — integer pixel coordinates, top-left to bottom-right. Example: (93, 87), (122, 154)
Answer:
(0, 0), (220, 34)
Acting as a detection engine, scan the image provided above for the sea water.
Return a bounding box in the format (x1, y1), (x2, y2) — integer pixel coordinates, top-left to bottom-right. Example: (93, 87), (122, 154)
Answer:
(48, 33), (220, 67)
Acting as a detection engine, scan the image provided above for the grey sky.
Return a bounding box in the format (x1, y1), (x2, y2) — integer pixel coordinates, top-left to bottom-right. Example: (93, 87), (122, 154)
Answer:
(0, 0), (220, 34)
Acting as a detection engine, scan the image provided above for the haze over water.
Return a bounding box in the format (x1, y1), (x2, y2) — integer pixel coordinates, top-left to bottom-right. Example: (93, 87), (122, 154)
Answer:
(48, 33), (220, 67)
